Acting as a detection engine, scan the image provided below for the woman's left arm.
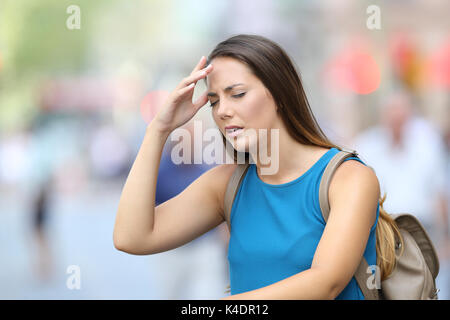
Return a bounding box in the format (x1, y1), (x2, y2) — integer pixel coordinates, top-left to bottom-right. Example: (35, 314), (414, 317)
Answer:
(222, 160), (380, 300)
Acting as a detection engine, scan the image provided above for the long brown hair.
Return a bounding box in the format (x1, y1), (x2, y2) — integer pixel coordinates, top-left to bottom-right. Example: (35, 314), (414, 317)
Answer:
(207, 34), (402, 281)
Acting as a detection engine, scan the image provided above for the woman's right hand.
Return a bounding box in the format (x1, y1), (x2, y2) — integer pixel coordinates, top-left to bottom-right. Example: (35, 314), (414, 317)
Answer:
(152, 56), (213, 134)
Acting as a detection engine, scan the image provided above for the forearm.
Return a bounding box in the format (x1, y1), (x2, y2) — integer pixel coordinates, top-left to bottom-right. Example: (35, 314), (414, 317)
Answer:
(222, 268), (338, 300)
(113, 120), (170, 247)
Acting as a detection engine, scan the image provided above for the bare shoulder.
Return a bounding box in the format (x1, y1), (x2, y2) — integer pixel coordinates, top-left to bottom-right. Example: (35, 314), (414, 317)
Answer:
(328, 159), (380, 219)
(330, 159), (380, 195)
(201, 163), (239, 219)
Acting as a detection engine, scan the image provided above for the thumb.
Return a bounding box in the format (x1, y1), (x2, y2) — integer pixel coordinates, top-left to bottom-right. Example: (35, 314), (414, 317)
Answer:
(193, 92), (209, 111)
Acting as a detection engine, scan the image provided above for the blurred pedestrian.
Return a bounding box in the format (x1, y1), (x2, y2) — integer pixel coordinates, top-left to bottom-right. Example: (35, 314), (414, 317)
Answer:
(352, 91), (449, 298)
(31, 176), (53, 283)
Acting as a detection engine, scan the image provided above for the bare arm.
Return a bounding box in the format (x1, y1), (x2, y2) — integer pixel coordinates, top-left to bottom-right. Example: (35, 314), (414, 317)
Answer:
(113, 56), (223, 254)
(113, 121), (169, 252)
(114, 131), (235, 254)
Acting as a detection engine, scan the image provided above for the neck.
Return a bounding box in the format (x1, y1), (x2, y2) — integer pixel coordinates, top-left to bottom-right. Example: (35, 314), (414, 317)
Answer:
(250, 123), (327, 184)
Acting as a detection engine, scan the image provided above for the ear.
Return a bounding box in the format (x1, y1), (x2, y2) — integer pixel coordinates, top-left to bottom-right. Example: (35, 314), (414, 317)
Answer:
(264, 87), (273, 100)
(264, 87), (280, 111)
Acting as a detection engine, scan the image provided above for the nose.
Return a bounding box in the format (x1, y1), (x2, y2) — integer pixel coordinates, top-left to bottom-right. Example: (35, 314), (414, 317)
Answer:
(215, 100), (234, 120)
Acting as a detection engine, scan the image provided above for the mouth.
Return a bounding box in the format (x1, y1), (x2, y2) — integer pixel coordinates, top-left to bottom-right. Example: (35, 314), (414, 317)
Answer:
(225, 127), (244, 138)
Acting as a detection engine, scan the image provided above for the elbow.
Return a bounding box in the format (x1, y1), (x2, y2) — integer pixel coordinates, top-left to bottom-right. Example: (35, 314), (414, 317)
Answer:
(113, 221), (137, 253)
(326, 278), (348, 300)
(113, 232), (129, 252)
(327, 284), (343, 300)
(310, 268), (345, 300)
(113, 230), (136, 254)
(113, 237), (140, 254)
(113, 231), (154, 255)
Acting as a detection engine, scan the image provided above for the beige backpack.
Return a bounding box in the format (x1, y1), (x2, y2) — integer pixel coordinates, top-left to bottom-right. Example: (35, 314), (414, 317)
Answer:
(223, 149), (440, 299)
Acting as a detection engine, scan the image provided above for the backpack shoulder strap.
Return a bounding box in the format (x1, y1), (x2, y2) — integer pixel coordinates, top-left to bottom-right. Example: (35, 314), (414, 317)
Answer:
(319, 148), (359, 221)
(224, 164), (251, 232)
(319, 148), (380, 300)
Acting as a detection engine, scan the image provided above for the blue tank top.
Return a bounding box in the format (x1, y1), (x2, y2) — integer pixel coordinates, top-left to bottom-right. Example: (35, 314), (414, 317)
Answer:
(228, 147), (379, 299)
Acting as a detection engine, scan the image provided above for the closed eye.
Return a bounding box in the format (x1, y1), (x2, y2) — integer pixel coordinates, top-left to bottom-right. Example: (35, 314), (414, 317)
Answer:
(209, 92), (246, 107)
(232, 92), (246, 99)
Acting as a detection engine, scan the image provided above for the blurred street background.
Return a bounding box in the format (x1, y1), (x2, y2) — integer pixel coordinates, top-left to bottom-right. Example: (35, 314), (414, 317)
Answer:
(0, 0), (449, 299)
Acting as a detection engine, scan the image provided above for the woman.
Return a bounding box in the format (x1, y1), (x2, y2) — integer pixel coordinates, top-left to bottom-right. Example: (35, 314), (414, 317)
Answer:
(113, 34), (399, 300)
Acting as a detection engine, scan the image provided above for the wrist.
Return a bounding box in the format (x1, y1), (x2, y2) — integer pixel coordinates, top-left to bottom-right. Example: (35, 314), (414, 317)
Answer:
(146, 120), (171, 140)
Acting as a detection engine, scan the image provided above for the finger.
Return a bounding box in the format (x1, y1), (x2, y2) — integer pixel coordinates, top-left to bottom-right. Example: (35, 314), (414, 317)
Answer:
(190, 56), (207, 75)
(181, 63), (213, 88)
(174, 83), (195, 101)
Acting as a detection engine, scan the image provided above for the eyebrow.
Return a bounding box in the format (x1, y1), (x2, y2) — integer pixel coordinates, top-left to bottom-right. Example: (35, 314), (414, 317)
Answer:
(207, 83), (245, 97)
